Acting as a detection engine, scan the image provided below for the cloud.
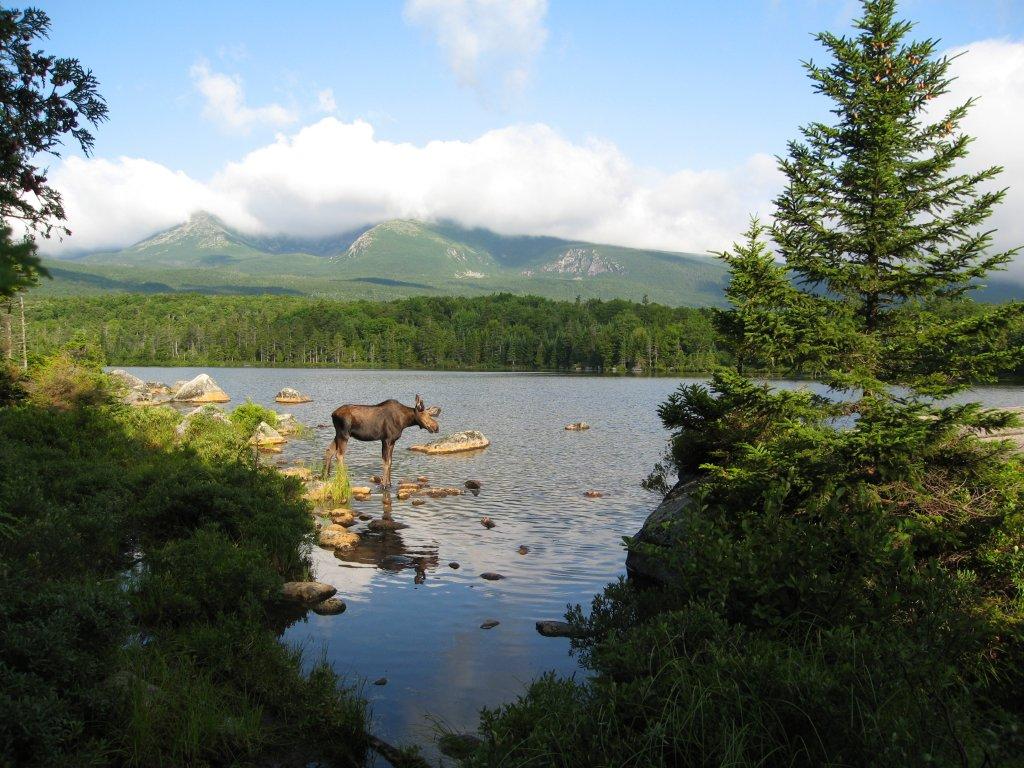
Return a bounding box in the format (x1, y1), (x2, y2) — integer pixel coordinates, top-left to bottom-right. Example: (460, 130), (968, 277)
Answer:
(190, 59), (296, 134)
(41, 118), (779, 256)
(403, 0), (548, 95)
(316, 88), (338, 114)
(931, 39), (1024, 276)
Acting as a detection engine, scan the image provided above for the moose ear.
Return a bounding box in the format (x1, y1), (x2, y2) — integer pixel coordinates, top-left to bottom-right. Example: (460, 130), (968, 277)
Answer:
(415, 394), (424, 411)
(426, 406), (441, 417)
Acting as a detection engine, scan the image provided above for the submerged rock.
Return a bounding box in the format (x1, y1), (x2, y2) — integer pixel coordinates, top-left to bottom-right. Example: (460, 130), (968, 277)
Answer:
(312, 597), (347, 615)
(368, 517), (408, 532)
(535, 620), (580, 638)
(172, 373), (230, 403)
(564, 422), (591, 431)
(480, 517), (496, 529)
(373, 677), (388, 686)
(480, 572), (504, 581)
(464, 479), (482, 490)
(408, 430), (490, 455)
(517, 545), (529, 555)
(274, 387), (312, 404)
(280, 581), (336, 605)
(480, 619), (500, 629)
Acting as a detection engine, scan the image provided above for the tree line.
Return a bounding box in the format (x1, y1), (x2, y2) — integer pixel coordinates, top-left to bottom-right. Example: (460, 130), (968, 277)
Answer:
(23, 292), (726, 372)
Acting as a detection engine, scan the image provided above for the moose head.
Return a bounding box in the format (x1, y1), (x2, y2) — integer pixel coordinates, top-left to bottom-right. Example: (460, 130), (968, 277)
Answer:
(413, 394), (441, 433)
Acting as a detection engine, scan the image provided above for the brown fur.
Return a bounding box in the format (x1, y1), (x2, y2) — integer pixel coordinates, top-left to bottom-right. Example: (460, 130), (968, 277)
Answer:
(323, 394), (441, 487)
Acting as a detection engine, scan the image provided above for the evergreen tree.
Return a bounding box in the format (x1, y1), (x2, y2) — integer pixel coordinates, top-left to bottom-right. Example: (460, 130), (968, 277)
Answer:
(762, 0), (1021, 395)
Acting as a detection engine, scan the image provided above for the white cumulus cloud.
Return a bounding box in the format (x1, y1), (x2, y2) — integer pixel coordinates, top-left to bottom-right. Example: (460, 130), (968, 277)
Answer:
(931, 39), (1024, 276)
(403, 0), (548, 95)
(316, 88), (338, 114)
(190, 59), (297, 134)
(41, 118), (779, 257)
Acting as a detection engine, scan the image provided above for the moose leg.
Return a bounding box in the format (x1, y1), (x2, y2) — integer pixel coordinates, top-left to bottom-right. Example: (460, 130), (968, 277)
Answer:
(323, 436), (347, 480)
(381, 440), (395, 489)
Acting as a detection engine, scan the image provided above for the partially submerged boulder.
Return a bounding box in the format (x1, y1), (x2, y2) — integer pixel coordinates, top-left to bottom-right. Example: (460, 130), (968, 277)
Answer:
(536, 620), (582, 638)
(319, 524), (359, 550)
(564, 422), (590, 431)
(173, 373), (230, 403)
(250, 421), (286, 447)
(625, 480), (698, 587)
(280, 581), (336, 605)
(409, 430), (490, 455)
(275, 387), (312, 404)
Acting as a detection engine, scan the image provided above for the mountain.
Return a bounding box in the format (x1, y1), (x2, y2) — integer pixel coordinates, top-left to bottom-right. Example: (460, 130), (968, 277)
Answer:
(43, 212), (730, 306)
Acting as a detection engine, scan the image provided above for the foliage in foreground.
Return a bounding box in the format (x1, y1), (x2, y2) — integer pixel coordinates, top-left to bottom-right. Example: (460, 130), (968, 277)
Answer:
(463, 1), (1024, 766)
(0, 353), (368, 767)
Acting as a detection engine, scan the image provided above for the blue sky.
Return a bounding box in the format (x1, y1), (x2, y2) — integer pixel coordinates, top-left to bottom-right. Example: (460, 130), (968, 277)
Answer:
(32, 1), (1024, 268)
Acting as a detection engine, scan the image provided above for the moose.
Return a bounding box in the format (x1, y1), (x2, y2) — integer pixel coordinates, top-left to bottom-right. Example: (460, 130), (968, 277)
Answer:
(323, 394), (442, 488)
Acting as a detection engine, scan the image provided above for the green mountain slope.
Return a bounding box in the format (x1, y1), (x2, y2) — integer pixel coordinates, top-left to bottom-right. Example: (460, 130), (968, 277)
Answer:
(46, 211), (733, 306)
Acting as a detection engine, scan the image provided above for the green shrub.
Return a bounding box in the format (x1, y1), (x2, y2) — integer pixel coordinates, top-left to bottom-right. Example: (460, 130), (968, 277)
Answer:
(229, 398), (278, 437)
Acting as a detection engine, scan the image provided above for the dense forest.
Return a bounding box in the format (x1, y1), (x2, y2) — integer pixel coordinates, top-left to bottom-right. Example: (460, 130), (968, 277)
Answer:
(20, 291), (1023, 376)
(22, 292), (724, 372)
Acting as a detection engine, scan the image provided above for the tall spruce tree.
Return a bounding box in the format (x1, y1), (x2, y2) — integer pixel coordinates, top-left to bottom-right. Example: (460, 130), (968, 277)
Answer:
(741, 0), (1021, 396)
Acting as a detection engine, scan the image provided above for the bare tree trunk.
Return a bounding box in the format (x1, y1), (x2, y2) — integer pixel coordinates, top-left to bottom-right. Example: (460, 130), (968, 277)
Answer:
(2, 301), (11, 361)
(19, 295), (28, 370)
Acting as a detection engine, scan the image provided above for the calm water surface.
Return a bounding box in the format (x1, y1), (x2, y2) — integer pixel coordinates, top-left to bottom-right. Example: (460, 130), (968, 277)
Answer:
(123, 367), (1024, 762)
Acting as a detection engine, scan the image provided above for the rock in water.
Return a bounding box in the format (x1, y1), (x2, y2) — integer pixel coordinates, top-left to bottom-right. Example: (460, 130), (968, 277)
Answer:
(480, 517), (496, 529)
(172, 373), (230, 403)
(584, 490), (604, 498)
(250, 421), (287, 447)
(564, 422), (591, 431)
(411, 498), (426, 507)
(312, 598), (347, 615)
(408, 430), (490, 455)
(448, 561), (460, 569)
(280, 581), (336, 604)
(480, 572), (504, 581)
(318, 524), (360, 550)
(274, 387), (312, 404)
(328, 509), (356, 527)
(464, 479), (482, 490)
(536, 620), (579, 638)
(368, 517), (409, 532)
(373, 677), (388, 686)
(480, 619), (500, 629)
(279, 466), (313, 481)
(517, 545), (529, 555)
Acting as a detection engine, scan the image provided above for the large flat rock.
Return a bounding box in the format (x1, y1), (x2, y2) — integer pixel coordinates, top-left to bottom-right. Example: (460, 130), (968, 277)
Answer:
(409, 430), (490, 455)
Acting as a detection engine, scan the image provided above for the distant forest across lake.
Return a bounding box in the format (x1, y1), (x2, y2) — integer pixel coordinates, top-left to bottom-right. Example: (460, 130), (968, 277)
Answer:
(19, 292), (1024, 378)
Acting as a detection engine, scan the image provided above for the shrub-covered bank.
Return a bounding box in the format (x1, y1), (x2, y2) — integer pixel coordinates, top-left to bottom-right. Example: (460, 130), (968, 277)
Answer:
(0, 351), (369, 767)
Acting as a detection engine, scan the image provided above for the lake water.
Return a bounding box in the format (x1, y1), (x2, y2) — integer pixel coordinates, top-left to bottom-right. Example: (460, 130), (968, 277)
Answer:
(121, 367), (1024, 763)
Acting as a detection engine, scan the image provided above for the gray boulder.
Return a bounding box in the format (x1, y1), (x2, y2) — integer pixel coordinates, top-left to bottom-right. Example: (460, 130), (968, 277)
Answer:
(109, 369), (144, 389)
(409, 430), (490, 454)
(173, 373), (230, 403)
(625, 480), (699, 587)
